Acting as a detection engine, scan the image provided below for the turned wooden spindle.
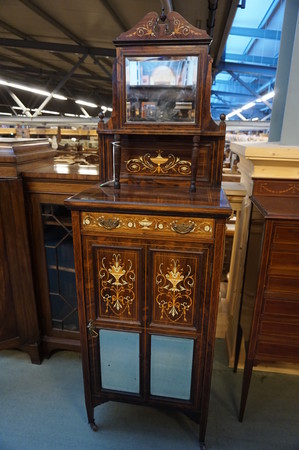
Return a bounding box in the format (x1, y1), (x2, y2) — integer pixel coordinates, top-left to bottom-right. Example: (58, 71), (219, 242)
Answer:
(113, 133), (121, 189)
(190, 135), (200, 193)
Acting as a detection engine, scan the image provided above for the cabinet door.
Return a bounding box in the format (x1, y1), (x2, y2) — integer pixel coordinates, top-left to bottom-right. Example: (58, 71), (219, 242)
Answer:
(83, 236), (145, 398)
(82, 235), (210, 405)
(148, 246), (209, 405)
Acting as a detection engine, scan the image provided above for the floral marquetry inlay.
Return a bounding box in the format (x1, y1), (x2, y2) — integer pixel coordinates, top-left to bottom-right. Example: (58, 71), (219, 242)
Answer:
(82, 212), (214, 238)
(126, 151), (191, 176)
(98, 253), (136, 318)
(115, 11), (211, 43)
(155, 259), (194, 323)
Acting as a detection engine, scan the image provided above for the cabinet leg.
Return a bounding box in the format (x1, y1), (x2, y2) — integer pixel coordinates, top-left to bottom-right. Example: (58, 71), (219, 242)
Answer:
(239, 358), (254, 422)
(89, 419), (99, 432)
(86, 403), (98, 431)
(199, 417), (208, 449)
(23, 343), (42, 365)
(233, 323), (242, 373)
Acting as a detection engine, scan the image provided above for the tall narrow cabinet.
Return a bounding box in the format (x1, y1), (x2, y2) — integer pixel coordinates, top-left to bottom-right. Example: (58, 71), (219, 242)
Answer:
(66, 10), (231, 448)
(234, 187), (299, 421)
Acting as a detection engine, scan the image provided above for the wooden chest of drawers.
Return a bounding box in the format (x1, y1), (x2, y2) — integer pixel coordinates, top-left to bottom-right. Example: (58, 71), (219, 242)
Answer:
(234, 194), (299, 420)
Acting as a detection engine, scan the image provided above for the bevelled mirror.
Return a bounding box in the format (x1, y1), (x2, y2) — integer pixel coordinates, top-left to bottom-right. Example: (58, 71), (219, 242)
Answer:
(125, 55), (198, 123)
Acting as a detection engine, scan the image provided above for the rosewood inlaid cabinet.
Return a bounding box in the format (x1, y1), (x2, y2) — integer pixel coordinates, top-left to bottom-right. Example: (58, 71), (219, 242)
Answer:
(66, 10), (231, 448)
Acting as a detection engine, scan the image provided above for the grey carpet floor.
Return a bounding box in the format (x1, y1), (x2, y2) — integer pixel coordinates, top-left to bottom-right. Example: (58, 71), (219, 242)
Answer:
(0, 339), (298, 450)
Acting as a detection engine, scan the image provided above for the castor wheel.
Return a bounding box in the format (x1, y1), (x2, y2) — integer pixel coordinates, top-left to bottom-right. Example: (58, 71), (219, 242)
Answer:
(89, 420), (99, 431)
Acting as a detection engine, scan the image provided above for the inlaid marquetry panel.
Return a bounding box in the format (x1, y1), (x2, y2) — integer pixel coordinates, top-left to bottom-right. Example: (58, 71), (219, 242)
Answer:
(82, 212), (214, 239)
(116, 11), (209, 42)
(150, 250), (204, 328)
(126, 151), (191, 176)
(253, 180), (299, 197)
(95, 247), (141, 323)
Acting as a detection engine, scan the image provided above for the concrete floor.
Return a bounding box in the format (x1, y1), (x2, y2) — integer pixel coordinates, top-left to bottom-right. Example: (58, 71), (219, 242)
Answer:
(0, 339), (298, 450)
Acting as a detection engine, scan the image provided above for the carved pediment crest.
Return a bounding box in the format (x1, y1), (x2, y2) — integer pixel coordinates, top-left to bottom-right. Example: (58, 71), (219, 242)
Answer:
(114, 10), (211, 45)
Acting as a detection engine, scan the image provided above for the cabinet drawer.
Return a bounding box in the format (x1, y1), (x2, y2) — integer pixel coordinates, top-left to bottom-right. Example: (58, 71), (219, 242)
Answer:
(263, 297), (299, 317)
(81, 211), (214, 239)
(265, 275), (299, 295)
(273, 224), (299, 247)
(268, 251), (299, 277)
(259, 318), (299, 338)
(255, 339), (299, 362)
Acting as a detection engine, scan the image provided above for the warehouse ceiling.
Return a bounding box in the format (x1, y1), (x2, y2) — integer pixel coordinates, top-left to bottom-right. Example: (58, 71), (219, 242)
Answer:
(0, 0), (285, 124)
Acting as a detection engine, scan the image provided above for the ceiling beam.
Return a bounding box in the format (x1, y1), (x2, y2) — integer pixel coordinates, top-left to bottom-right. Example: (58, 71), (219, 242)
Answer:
(230, 26), (281, 40)
(228, 71), (273, 109)
(18, 0), (84, 45)
(214, 0), (239, 66)
(211, 89), (253, 97)
(0, 17), (110, 84)
(1, 46), (62, 72)
(0, 38), (115, 57)
(98, 0), (129, 31)
(0, 90), (18, 116)
(216, 61), (276, 77)
(224, 53), (278, 65)
(17, 1), (114, 81)
(0, 63), (111, 82)
(32, 54), (87, 117)
(244, 0), (282, 55)
(0, 18), (30, 39)
(162, 0), (174, 13)
(6, 89), (32, 117)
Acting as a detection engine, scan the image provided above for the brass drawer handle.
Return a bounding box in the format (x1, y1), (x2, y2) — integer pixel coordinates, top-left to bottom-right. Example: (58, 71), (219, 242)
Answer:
(87, 320), (98, 338)
(171, 221), (195, 234)
(98, 217), (120, 230)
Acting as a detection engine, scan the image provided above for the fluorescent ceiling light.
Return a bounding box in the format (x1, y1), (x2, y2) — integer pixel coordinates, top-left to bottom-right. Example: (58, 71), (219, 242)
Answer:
(75, 100), (98, 108)
(80, 107), (91, 118)
(226, 110), (238, 119)
(241, 101), (256, 111)
(262, 91), (275, 101)
(0, 111), (12, 116)
(257, 91), (275, 102)
(31, 108), (60, 115)
(64, 113), (78, 117)
(226, 109), (247, 120)
(53, 94), (67, 100)
(101, 106), (112, 112)
(0, 79), (67, 100)
(226, 93), (271, 119)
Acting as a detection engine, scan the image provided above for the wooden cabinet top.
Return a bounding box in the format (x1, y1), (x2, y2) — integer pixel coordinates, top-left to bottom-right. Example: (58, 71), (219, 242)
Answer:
(65, 184), (231, 217)
(252, 195), (299, 220)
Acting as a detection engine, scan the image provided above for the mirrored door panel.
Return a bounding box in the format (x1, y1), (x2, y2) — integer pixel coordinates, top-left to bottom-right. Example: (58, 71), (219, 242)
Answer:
(150, 334), (194, 400)
(99, 329), (140, 394)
